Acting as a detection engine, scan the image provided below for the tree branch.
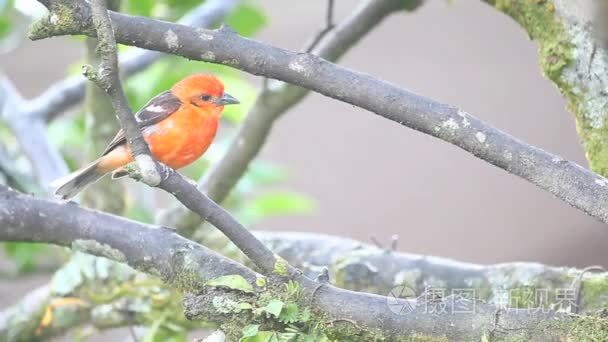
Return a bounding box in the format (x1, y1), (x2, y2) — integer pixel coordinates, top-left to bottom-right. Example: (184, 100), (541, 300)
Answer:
(0, 76), (69, 188)
(2, 186), (606, 341)
(482, 0), (608, 177)
(5, 226), (608, 340)
(159, 0), (421, 236)
(258, 232), (608, 310)
(0, 186), (257, 287)
(0, 141), (40, 194)
(82, 0), (126, 213)
(175, 223), (608, 313)
(31, 0), (608, 225)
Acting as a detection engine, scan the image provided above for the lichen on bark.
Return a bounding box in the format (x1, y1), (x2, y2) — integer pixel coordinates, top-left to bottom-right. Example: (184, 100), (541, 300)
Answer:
(485, 0), (608, 175)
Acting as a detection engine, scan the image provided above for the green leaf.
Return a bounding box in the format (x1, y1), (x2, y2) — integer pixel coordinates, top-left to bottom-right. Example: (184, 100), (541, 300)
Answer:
(256, 276), (267, 288)
(263, 298), (284, 318)
(0, 15), (10, 39)
(241, 324), (259, 338)
(3, 242), (47, 273)
(142, 316), (186, 342)
(0, 0), (13, 39)
(123, 0), (155, 17)
(241, 191), (315, 223)
(164, 0), (204, 20)
(225, 3), (267, 37)
(285, 280), (301, 298)
(240, 331), (275, 342)
(180, 158), (210, 180)
(220, 73), (258, 124)
(237, 161), (288, 195)
(238, 302), (253, 310)
(48, 113), (86, 148)
(125, 203), (154, 223)
(299, 307), (311, 323)
(272, 258), (289, 277)
(278, 303), (299, 324)
(205, 274), (254, 293)
(142, 323), (163, 342)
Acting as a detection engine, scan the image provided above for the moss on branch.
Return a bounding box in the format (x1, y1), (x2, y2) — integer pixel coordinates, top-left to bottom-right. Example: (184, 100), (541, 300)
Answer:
(485, 0), (608, 175)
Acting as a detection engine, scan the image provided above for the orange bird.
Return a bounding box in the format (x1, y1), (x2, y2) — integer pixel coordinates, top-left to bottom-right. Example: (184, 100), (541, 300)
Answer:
(53, 73), (239, 199)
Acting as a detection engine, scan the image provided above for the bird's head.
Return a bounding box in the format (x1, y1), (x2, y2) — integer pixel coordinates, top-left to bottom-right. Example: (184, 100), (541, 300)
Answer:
(171, 73), (239, 110)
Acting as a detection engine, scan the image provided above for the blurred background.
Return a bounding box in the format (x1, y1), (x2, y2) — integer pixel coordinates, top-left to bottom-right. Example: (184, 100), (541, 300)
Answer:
(1, 0), (606, 338)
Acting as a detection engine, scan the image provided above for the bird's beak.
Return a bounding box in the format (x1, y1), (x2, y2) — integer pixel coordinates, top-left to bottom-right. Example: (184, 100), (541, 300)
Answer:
(216, 93), (240, 106)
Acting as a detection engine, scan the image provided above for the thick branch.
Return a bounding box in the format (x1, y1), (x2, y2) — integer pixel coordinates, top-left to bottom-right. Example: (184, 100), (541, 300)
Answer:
(259, 232), (608, 311)
(31, 0), (608, 225)
(2, 187), (606, 341)
(180, 224), (608, 313)
(0, 186), (257, 287)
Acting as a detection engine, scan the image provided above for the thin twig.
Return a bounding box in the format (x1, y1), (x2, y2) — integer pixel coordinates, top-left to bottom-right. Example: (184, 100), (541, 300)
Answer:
(572, 265), (606, 314)
(304, 0), (335, 53)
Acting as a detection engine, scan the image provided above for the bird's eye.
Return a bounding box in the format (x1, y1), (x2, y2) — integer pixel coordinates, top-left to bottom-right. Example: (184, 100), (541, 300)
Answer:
(200, 95), (212, 101)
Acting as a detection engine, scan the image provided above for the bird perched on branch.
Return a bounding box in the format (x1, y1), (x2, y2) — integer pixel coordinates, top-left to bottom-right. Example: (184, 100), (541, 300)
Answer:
(52, 73), (239, 199)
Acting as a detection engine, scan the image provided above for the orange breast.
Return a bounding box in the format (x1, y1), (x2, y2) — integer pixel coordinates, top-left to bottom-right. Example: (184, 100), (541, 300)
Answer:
(97, 105), (220, 173)
(143, 105), (220, 169)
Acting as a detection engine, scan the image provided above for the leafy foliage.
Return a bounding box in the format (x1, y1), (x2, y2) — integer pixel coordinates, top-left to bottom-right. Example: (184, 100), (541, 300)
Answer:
(0, 0), (13, 39)
(239, 191), (315, 224)
(3, 242), (47, 273)
(225, 3), (267, 37)
(235, 281), (332, 342)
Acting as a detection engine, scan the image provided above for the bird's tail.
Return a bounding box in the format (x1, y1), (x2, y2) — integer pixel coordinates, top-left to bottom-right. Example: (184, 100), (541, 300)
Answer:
(51, 159), (107, 200)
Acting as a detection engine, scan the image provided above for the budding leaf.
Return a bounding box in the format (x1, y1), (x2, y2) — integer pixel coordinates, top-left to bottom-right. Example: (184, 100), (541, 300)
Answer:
(263, 298), (284, 318)
(205, 274), (254, 294)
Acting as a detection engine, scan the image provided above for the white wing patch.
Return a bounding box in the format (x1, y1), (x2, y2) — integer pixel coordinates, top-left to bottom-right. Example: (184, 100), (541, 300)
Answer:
(132, 90), (181, 127)
(136, 104), (166, 122)
(146, 105), (166, 113)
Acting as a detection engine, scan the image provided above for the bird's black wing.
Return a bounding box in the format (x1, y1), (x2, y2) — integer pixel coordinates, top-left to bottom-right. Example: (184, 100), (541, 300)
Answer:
(101, 91), (182, 156)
